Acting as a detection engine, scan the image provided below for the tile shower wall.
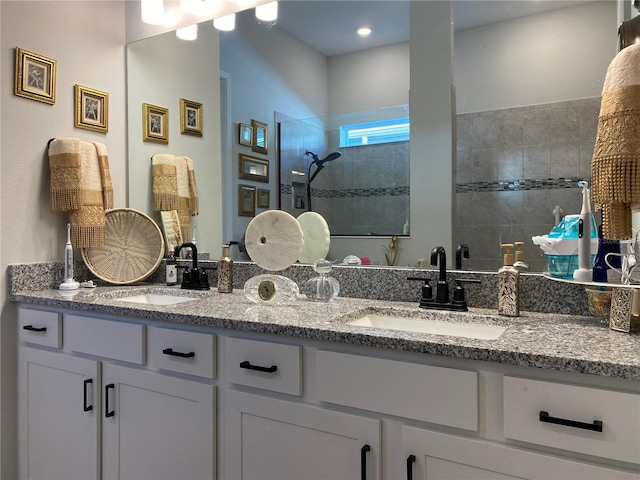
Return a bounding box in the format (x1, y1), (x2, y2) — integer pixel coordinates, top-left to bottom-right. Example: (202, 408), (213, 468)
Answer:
(456, 97), (600, 272)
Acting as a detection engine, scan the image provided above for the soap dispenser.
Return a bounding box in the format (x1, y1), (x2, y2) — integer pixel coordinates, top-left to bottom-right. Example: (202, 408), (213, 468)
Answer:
(513, 241), (529, 272)
(217, 244), (233, 293)
(498, 243), (520, 317)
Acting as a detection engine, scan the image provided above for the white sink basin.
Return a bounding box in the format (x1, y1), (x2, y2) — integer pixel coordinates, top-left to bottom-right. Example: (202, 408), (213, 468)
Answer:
(348, 314), (507, 340)
(115, 294), (198, 306)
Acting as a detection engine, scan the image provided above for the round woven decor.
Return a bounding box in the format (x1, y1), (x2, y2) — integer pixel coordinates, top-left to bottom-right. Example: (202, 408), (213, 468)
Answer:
(81, 208), (165, 285)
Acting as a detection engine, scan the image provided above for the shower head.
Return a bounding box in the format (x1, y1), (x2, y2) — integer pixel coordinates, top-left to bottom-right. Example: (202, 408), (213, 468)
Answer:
(307, 150), (342, 184)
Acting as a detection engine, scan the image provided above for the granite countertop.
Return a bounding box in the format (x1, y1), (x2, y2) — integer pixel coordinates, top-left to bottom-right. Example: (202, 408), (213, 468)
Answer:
(10, 284), (640, 381)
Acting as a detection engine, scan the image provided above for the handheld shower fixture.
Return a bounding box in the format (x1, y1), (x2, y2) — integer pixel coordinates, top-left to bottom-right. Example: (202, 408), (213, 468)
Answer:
(305, 150), (342, 211)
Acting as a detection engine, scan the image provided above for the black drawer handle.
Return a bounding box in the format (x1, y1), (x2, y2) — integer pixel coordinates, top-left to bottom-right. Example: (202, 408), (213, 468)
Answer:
(105, 383), (115, 418)
(360, 444), (371, 480)
(407, 454), (416, 480)
(239, 361), (277, 373)
(162, 348), (195, 358)
(539, 411), (603, 432)
(23, 325), (47, 333)
(83, 379), (93, 412)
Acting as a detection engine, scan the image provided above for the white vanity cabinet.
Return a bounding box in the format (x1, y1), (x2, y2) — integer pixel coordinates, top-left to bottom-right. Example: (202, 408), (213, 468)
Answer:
(18, 306), (216, 480)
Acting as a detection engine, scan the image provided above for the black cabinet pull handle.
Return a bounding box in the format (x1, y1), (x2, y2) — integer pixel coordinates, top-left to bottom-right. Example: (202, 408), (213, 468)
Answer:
(539, 411), (603, 432)
(406, 454), (416, 480)
(83, 379), (93, 412)
(105, 383), (115, 418)
(239, 361), (277, 373)
(162, 348), (195, 358)
(23, 325), (46, 333)
(360, 444), (370, 480)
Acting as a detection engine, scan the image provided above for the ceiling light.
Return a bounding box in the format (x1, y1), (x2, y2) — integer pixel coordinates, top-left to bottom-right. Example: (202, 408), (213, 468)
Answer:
(141, 0), (164, 25)
(256, 1), (278, 22)
(214, 13), (236, 31)
(176, 24), (198, 41)
(357, 26), (372, 37)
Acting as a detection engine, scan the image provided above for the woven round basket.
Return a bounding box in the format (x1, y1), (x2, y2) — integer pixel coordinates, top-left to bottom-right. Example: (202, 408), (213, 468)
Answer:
(81, 208), (165, 285)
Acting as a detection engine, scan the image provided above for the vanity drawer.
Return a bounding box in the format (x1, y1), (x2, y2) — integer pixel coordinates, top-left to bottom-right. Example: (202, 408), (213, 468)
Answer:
(148, 326), (216, 379)
(63, 314), (145, 364)
(504, 376), (640, 464)
(225, 337), (302, 395)
(18, 307), (62, 348)
(316, 350), (478, 431)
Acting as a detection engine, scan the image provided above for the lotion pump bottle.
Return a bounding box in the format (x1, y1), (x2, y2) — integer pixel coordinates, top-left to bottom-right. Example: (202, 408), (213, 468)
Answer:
(498, 243), (520, 317)
(513, 241), (529, 272)
(217, 244), (233, 293)
(166, 247), (177, 286)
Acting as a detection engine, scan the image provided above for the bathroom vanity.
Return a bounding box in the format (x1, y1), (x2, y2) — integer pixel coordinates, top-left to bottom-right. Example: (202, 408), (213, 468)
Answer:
(10, 280), (640, 480)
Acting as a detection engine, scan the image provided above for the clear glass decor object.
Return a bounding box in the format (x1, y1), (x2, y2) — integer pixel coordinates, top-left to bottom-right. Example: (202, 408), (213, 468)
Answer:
(303, 259), (340, 302)
(244, 273), (299, 305)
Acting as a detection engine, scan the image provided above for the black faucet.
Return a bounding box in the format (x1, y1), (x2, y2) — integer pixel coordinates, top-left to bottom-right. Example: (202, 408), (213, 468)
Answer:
(174, 242), (210, 290)
(431, 246), (448, 303)
(455, 244), (469, 270)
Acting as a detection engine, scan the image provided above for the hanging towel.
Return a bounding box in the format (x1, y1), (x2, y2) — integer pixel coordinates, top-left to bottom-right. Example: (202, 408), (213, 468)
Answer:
(184, 156), (199, 216)
(48, 138), (110, 247)
(175, 156), (192, 242)
(151, 154), (178, 211)
(93, 142), (114, 210)
(591, 43), (640, 240)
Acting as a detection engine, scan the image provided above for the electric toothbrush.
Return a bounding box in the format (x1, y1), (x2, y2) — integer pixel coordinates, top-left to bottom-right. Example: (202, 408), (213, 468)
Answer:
(573, 181), (593, 282)
(59, 223), (80, 290)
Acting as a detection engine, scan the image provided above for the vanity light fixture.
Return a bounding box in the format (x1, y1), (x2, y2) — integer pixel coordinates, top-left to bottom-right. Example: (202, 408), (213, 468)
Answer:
(176, 24), (198, 40)
(255, 1), (278, 22)
(141, 0), (164, 25)
(357, 26), (372, 37)
(180, 0), (201, 15)
(214, 13), (236, 31)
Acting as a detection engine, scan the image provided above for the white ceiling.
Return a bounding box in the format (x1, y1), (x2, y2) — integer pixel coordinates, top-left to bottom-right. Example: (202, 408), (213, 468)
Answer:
(274, 1), (589, 57)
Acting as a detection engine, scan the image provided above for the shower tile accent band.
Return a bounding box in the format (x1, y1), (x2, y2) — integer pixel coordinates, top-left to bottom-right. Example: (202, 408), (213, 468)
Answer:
(280, 184), (409, 198)
(457, 176), (588, 193)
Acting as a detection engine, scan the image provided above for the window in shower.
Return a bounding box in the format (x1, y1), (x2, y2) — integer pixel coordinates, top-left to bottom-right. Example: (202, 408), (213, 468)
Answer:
(339, 117), (410, 147)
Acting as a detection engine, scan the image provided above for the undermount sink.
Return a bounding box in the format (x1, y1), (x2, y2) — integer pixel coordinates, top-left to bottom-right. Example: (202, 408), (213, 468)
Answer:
(115, 293), (198, 306)
(347, 314), (507, 340)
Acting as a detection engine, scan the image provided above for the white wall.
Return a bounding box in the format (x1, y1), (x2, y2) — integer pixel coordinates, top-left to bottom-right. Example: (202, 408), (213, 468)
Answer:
(0, 2), (127, 476)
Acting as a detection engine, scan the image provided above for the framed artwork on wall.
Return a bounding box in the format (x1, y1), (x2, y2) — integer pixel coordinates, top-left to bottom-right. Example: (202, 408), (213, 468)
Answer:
(239, 123), (252, 147)
(257, 189), (270, 209)
(251, 119), (268, 154)
(143, 103), (168, 144)
(14, 47), (57, 105)
(239, 153), (269, 183)
(74, 85), (109, 133)
(180, 98), (202, 136)
(238, 184), (256, 217)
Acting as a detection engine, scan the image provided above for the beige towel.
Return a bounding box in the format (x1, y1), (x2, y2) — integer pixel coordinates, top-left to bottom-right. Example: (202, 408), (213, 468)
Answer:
(93, 142), (113, 210)
(49, 138), (82, 212)
(591, 43), (640, 239)
(152, 154), (178, 211)
(175, 156), (192, 241)
(184, 156), (199, 216)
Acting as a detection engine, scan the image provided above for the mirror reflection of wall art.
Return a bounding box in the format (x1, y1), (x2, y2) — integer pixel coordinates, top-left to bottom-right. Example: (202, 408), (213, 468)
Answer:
(239, 153), (269, 183)
(238, 184), (256, 217)
(14, 47), (57, 105)
(74, 85), (108, 133)
(251, 119), (268, 154)
(239, 123), (253, 147)
(143, 103), (168, 144)
(257, 189), (270, 209)
(180, 98), (202, 137)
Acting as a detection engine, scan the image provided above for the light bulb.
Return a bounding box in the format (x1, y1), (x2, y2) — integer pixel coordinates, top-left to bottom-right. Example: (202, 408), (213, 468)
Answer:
(357, 26), (372, 37)
(176, 24), (198, 41)
(256, 1), (278, 22)
(141, 0), (164, 25)
(214, 13), (236, 31)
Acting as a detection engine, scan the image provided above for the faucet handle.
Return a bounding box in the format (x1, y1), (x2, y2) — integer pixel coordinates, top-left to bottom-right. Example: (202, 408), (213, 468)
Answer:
(407, 276), (433, 302)
(453, 278), (481, 306)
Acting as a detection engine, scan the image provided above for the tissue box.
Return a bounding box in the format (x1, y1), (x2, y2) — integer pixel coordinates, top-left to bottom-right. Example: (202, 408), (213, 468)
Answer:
(545, 254), (596, 279)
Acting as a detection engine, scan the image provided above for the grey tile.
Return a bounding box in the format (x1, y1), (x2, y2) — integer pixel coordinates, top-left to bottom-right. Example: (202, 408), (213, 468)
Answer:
(550, 142), (580, 178)
(548, 105), (580, 144)
(497, 146), (524, 180)
(524, 145), (550, 179)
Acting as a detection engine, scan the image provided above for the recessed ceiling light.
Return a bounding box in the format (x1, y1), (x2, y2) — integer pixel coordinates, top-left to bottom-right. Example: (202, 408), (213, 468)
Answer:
(357, 26), (372, 37)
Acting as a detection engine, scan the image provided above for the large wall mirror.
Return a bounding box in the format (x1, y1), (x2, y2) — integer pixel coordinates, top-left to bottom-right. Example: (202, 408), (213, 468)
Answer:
(127, 0), (622, 270)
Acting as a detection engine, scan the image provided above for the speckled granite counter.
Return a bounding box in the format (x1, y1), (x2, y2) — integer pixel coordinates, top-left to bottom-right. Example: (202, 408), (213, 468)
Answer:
(9, 283), (640, 381)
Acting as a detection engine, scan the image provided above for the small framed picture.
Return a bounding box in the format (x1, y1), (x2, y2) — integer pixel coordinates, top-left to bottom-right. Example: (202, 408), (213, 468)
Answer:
(74, 85), (109, 133)
(180, 98), (202, 137)
(14, 47), (57, 105)
(239, 153), (269, 183)
(238, 184), (256, 217)
(257, 189), (270, 209)
(143, 103), (169, 144)
(239, 123), (253, 147)
(251, 119), (268, 155)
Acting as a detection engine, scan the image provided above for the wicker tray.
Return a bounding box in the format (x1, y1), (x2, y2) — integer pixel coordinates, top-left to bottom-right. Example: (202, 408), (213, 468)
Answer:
(82, 208), (165, 285)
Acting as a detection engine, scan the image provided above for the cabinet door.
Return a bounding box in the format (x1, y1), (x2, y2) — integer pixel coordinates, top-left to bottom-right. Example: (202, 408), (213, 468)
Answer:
(224, 390), (381, 480)
(401, 426), (639, 480)
(18, 347), (100, 480)
(102, 364), (215, 480)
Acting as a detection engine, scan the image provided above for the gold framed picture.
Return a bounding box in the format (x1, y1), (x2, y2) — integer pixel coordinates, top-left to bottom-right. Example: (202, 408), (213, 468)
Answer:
(238, 184), (256, 217)
(251, 119), (268, 154)
(239, 123), (252, 147)
(180, 98), (202, 136)
(74, 85), (109, 133)
(257, 189), (270, 209)
(14, 47), (57, 105)
(239, 153), (269, 183)
(143, 103), (168, 144)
